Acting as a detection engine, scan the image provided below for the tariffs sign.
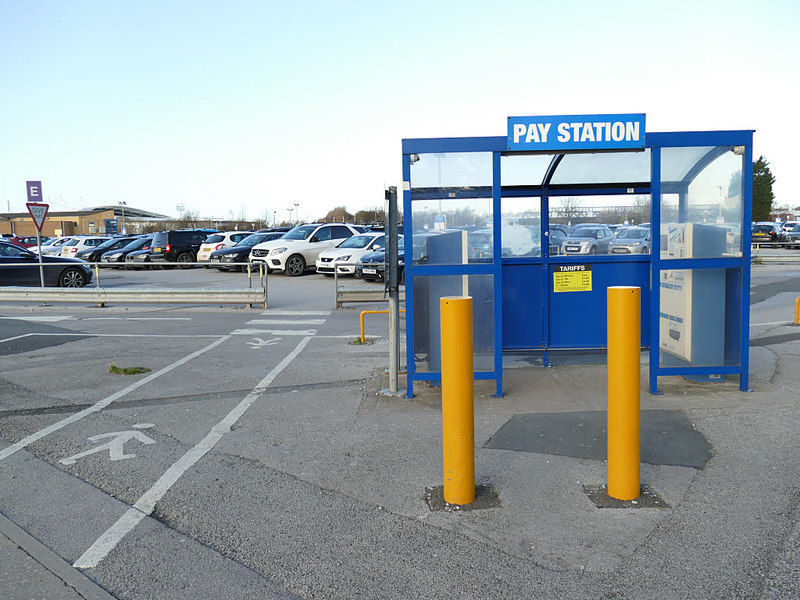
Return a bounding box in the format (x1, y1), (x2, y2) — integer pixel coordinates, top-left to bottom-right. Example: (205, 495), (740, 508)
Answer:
(553, 264), (592, 293)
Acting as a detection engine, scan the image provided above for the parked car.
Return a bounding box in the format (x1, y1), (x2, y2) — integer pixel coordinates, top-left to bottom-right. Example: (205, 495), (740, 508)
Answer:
(124, 248), (153, 269)
(40, 236), (81, 256)
(249, 223), (362, 276)
(60, 236), (111, 258)
(785, 224), (800, 248)
(149, 229), (217, 268)
(609, 227), (651, 254)
(197, 231), (254, 265)
(356, 238), (405, 283)
(751, 223), (784, 243)
(75, 236), (141, 262)
(561, 225), (615, 255)
(780, 220), (799, 234)
(0, 240), (92, 287)
(5, 235), (51, 248)
(316, 232), (385, 276)
(101, 235), (153, 267)
(209, 232), (286, 271)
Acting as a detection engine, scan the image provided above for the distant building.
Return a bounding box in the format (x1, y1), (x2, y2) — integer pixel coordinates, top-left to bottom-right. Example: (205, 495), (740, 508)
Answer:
(0, 205), (169, 237)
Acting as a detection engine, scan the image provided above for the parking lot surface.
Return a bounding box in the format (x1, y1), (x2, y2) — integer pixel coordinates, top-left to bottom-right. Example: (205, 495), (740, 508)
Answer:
(1, 265), (799, 599)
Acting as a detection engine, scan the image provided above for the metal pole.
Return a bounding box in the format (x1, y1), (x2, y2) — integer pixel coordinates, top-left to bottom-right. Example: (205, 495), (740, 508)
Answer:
(607, 286), (641, 501)
(386, 186), (400, 393)
(333, 266), (339, 310)
(35, 230), (45, 288)
(440, 295), (475, 505)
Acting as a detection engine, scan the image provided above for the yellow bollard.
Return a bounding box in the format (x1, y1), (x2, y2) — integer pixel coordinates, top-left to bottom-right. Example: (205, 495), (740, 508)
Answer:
(440, 296), (475, 505)
(607, 286), (641, 501)
(795, 297), (800, 326)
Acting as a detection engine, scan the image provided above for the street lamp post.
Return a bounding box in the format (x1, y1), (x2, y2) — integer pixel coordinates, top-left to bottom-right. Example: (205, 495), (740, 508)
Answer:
(118, 201), (127, 233)
(273, 210), (277, 227)
(287, 208), (292, 224)
(293, 203), (299, 224)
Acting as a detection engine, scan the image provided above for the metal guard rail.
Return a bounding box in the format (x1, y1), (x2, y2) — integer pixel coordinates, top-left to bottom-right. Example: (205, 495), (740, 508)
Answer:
(0, 287), (266, 308)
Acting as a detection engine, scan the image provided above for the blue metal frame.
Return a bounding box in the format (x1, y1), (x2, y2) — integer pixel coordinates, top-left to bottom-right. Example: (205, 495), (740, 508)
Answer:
(403, 128), (754, 398)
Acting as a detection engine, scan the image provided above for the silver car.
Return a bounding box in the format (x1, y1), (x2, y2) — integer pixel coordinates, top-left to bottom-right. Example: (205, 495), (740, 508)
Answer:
(609, 227), (651, 254)
(561, 225), (615, 255)
(786, 224), (800, 249)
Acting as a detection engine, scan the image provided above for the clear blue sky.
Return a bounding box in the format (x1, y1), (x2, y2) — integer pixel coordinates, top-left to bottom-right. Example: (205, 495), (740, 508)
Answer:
(1, 0), (797, 222)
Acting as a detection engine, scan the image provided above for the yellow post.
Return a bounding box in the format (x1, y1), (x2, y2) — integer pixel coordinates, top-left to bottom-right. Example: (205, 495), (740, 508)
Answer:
(440, 296), (475, 505)
(795, 297), (800, 326)
(607, 286), (641, 501)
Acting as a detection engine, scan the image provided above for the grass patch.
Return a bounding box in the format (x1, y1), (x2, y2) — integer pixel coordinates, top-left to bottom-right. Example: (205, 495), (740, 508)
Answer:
(349, 338), (375, 345)
(109, 363), (152, 375)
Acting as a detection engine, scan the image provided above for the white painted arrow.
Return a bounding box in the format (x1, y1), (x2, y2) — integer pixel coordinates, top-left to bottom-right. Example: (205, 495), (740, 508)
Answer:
(60, 425), (155, 465)
(246, 337), (281, 348)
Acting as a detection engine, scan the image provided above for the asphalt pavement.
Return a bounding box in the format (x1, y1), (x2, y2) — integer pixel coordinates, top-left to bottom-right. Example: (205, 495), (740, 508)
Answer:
(0, 264), (799, 599)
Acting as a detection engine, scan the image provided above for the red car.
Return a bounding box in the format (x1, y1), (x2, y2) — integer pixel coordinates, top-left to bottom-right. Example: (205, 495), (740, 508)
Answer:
(4, 235), (51, 248)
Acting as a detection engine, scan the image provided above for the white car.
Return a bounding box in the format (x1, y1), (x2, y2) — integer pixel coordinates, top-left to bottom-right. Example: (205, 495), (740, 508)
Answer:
(780, 220), (799, 234)
(316, 233), (385, 276)
(60, 236), (110, 257)
(33, 236), (73, 255)
(249, 223), (363, 276)
(197, 231), (253, 264)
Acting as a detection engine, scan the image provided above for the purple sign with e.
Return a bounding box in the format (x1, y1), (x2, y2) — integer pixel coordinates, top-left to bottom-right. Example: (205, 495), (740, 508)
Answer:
(26, 181), (43, 203)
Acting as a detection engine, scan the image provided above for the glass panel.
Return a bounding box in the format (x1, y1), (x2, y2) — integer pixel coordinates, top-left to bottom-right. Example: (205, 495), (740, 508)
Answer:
(548, 194), (651, 256)
(410, 152), (492, 188)
(550, 150), (651, 185)
(659, 268), (742, 368)
(412, 273), (495, 373)
(410, 197), (492, 265)
(500, 197), (541, 257)
(500, 154), (552, 186)
(660, 146), (744, 259)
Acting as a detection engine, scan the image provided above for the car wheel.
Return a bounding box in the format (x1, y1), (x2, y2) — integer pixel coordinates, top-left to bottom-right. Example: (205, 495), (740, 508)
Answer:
(177, 253), (194, 268)
(588, 246), (597, 255)
(285, 254), (306, 277)
(59, 268), (87, 288)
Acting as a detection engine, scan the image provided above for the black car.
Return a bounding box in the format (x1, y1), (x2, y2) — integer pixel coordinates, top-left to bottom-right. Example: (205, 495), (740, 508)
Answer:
(209, 232), (286, 271)
(356, 239), (405, 283)
(75, 236), (141, 263)
(0, 240), (92, 287)
(751, 223), (784, 243)
(124, 248), (153, 269)
(101, 235), (154, 267)
(149, 229), (217, 268)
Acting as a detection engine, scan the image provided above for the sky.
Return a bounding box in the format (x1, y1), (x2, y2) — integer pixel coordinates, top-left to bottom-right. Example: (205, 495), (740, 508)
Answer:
(1, 0), (798, 223)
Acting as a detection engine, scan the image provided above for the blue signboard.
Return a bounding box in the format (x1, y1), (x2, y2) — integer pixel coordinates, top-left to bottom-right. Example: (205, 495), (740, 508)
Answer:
(507, 113), (646, 152)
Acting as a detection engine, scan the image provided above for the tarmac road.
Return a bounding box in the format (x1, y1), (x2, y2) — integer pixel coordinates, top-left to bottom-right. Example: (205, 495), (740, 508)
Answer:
(0, 264), (798, 599)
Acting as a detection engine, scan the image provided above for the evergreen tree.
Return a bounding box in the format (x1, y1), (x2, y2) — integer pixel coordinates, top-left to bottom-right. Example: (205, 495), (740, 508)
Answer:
(752, 156), (776, 222)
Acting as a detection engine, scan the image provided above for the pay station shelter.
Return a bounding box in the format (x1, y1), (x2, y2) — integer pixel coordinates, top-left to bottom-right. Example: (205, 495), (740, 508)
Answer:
(401, 114), (752, 397)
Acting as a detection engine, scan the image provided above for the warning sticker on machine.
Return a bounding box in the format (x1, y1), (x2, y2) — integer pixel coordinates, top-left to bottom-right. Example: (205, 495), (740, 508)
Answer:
(553, 264), (592, 292)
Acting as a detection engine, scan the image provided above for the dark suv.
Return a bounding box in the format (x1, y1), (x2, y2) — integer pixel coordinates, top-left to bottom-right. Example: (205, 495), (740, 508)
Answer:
(149, 229), (216, 268)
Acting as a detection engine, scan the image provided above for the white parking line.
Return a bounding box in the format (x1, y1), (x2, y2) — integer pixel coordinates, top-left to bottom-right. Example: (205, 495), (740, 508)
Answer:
(81, 317), (193, 321)
(750, 321), (791, 327)
(246, 319), (325, 325)
(74, 335), (313, 569)
(0, 336), (231, 462)
(0, 316), (74, 323)
(263, 311), (330, 316)
(230, 329), (318, 336)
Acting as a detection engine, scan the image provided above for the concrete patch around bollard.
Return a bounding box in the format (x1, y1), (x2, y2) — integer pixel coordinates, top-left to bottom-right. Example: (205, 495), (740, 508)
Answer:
(583, 483), (670, 509)
(425, 484), (501, 512)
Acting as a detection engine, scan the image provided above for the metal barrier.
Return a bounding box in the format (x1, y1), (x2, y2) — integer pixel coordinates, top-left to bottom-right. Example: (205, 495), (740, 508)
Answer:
(0, 261), (268, 308)
(332, 262), (405, 308)
(359, 309), (405, 343)
(0, 287), (266, 308)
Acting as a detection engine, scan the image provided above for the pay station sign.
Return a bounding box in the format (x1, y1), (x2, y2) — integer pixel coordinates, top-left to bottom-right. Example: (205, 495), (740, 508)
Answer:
(508, 113), (646, 152)
(553, 264), (592, 293)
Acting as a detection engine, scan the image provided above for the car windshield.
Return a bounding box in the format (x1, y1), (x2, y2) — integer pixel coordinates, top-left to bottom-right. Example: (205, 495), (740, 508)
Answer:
(237, 233), (275, 246)
(571, 228), (602, 238)
(283, 225), (317, 240)
(121, 237), (151, 250)
(616, 228), (647, 240)
(338, 235), (379, 249)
